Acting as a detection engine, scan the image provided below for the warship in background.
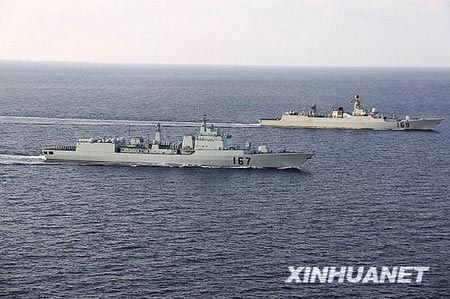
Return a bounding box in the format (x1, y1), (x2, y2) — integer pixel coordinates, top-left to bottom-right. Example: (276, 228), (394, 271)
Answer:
(259, 95), (444, 130)
(42, 116), (313, 169)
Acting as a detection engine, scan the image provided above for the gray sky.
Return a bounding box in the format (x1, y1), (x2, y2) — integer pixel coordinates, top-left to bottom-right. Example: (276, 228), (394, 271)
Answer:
(1, 0), (450, 66)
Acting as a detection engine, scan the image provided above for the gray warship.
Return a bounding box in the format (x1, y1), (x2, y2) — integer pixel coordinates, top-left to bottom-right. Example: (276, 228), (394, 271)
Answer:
(42, 117), (314, 169)
(260, 95), (444, 130)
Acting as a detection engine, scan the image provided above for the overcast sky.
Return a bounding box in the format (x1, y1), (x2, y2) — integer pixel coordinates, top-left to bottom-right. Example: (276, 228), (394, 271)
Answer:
(1, 0), (450, 66)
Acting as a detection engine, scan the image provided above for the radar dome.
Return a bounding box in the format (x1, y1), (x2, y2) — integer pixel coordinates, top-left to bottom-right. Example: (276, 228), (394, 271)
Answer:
(371, 107), (378, 114)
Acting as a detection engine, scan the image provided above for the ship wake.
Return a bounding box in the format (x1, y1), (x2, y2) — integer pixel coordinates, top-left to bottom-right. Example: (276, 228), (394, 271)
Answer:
(0, 115), (260, 128)
(0, 154), (46, 165)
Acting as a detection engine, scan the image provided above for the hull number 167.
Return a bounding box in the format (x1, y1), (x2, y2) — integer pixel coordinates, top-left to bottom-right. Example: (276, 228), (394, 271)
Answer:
(233, 157), (251, 165)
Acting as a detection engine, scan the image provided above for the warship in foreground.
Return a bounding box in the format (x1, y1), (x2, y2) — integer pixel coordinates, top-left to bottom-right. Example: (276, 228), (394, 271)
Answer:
(42, 117), (314, 169)
(259, 95), (444, 130)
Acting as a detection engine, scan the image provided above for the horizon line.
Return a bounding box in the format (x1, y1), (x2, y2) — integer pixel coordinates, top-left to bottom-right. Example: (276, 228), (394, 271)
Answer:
(1, 59), (450, 69)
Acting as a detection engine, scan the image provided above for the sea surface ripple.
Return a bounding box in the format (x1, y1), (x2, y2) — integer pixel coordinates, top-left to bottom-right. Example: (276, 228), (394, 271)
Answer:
(1, 62), (449, 298)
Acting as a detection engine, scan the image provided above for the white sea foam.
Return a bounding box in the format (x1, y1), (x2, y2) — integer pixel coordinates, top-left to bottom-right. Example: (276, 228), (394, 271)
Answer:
(0, 154), (46, 165)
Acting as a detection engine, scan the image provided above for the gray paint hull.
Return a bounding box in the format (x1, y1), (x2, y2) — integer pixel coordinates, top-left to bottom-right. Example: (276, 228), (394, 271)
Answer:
(43, 149), (314, 169)
(260, 115), (444, 130)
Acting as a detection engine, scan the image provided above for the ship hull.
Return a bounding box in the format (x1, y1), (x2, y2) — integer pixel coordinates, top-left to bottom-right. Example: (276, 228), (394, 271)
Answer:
(43, 149), (314, 169)
(259, 115), (444, 130)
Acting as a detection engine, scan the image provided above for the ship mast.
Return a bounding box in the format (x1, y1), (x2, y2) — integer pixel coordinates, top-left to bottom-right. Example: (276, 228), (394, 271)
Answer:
(353, 94), (361, 109)
(154, 123), (161, 145)
(200, 114), (208, 133)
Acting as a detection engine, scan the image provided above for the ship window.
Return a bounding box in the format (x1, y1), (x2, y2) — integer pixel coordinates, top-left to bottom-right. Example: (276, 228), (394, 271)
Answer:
(49, 151), (54, 155)
(43, 151), (47, 154)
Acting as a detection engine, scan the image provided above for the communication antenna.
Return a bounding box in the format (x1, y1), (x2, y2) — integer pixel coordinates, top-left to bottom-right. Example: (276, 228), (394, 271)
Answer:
(312, 98), (328, 112)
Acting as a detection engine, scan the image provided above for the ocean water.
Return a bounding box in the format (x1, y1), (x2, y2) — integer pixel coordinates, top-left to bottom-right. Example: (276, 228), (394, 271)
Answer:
(1, 62), (449, 298)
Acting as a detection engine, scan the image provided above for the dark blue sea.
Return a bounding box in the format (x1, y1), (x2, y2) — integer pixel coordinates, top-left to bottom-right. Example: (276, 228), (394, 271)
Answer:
(1, 62), (449, 298)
